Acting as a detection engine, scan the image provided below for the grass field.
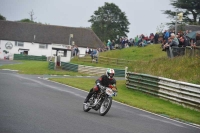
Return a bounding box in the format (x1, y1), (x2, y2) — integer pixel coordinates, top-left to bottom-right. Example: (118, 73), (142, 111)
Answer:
(50, 78), (200, 125)
(0, 60), (87, 76)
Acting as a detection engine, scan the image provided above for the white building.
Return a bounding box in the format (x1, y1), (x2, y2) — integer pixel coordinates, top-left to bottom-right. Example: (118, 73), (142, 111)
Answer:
(0, 20), (104, 63)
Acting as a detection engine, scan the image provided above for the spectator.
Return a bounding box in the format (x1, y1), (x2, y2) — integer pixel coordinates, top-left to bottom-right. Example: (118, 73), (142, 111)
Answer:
(75, 45), (79, 56)
(124, 37), (129, 48)
(111, 40), (115, 50)
(154, 33), (159, 44)
(129, 38), (134, 47)
(190, 38), (196, 48)
(162, 37), (172, 51)
(184, 30), (189, 36)
(85, 47), (89, 54)
(149, 33), (154, 44)
(107, 40), (111, 50)
(138, 37), (147, 47)
(121, 37), (125, 49)
(164, 30), (170, 41)
(179, 36), (190, 47)
(162, 33), (179, 50)
(90, 49), (98, 59)
(134, 35), (139, 46)
(88, 48), (92, 54)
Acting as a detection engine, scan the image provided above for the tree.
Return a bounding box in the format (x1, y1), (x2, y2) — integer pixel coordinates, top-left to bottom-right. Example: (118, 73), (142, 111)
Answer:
(156, 23), (165, 33)
(88, 2), (130, 43)
(163, 0), (200, 25)
(19, 18), (35, 23)
(0, 14), (6, 20)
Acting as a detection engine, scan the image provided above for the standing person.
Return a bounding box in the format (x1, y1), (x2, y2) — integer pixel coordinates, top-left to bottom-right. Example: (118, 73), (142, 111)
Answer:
(129, 38), (134, 47)
(85, 47), (89, 54)
(111, 40), (115, 50)
(154, 33), (159, 44)
(149, 33), (154, 44)
(121, 37), (125, 49)
(88, 48), (92, 54)
(124, 37), (129, 48)
(134, 35), (139, 46)
(164, 30), (170, 41)
(75, 45), (79, 56)
(107, 40), (111, 51)
(83, 68), (117, 104)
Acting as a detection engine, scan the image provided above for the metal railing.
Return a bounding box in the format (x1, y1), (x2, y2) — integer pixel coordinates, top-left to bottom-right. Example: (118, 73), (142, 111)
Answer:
(78, 54), (136, 66)
(126, 72), (200, 110)
(185, 46), (200, 57)
(61, 62), (126, 77)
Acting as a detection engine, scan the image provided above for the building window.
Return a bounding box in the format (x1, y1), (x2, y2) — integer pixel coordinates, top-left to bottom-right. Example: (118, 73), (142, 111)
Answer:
(39, 44), (48, 49)
(15, 41), (24, 47)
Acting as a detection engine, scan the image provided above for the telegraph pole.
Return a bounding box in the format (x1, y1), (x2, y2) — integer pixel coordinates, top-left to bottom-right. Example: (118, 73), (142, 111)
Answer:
(29, 10), (36, 21)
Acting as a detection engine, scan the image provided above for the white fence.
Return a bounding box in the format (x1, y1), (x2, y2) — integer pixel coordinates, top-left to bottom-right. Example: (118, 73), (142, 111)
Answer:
(126, 72), (200, 110)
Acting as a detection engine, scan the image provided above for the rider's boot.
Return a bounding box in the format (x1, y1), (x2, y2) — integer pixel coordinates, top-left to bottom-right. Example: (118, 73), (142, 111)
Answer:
(83, 89), (94, 104)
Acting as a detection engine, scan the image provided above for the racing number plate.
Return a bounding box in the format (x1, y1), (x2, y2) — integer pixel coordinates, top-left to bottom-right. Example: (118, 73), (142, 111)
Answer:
(106, 88), (113, 96)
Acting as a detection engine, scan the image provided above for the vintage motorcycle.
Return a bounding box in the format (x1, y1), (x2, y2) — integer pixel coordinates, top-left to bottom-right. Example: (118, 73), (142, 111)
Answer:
(83, 85), (117, 116)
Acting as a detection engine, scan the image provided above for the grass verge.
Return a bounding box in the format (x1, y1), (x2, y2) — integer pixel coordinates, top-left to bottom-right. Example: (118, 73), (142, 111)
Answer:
(50, 78), (200, 125)
(0, 60), (87, 76)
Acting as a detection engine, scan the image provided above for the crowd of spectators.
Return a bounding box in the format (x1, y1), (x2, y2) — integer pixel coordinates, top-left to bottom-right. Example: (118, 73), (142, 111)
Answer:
(104, 29), (198, 53)
(161, 30), (197, 52)
(82, 29), (199, 60)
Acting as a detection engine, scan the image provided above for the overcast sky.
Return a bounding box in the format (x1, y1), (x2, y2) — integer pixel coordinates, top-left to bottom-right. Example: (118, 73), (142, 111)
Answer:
(0, 0), (174, 38)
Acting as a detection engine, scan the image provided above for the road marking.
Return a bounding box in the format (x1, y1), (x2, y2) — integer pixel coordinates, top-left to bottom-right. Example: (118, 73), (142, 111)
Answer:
(50, 75), (57, 76)
(139, 114), (184, 128)
(1, 69), (18, 72)
(10, 70), (18, 72)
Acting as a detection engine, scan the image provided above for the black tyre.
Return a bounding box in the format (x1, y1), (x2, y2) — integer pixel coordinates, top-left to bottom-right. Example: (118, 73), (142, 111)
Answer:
(83, 102), (91, 112)
(99, 97), (112, 116)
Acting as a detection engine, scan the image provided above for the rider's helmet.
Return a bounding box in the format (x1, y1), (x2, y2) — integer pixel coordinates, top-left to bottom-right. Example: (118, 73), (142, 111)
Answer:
(106, 68), (115, 79)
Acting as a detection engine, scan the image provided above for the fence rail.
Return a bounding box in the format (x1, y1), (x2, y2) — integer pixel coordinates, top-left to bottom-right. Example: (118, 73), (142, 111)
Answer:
(126, 72), (200, 110)
(78, 54), (136, 66)
(14, 54), (47, 61)
(60, 62), (125, 77)
(185, 46), (200, 57)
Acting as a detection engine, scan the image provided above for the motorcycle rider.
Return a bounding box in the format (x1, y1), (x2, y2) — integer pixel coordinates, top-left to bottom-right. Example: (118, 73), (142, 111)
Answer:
(83, 68), (117, 104)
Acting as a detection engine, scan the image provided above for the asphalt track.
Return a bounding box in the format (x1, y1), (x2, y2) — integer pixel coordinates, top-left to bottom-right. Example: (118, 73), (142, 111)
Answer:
(0, 60), (200, 133)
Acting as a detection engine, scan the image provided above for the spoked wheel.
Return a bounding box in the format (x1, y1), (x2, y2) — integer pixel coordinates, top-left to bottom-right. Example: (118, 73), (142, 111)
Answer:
(99, 97), (112, 116)
(83, 102), (91, 112)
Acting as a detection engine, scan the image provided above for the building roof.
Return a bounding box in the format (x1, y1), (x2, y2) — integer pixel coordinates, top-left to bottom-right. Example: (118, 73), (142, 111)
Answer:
(0, 20), (105, 49)
(170, 24), (200, 32)
(184, 25), (200, 31)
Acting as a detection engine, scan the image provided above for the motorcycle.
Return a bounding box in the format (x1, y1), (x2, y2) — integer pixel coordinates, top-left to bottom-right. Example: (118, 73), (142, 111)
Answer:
(83, 85), (117, 116)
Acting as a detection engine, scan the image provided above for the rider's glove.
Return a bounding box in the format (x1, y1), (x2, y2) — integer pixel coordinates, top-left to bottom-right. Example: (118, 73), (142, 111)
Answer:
(96, 82), (100, 87)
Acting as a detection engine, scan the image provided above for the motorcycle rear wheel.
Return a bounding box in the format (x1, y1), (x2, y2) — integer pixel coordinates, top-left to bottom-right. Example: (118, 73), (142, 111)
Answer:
(99, 97), (112, 116)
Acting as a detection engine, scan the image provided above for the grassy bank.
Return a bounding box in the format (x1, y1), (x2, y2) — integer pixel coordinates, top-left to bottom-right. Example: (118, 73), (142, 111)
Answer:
(50, 78), (200, 125)
(71, 44), (200, 84)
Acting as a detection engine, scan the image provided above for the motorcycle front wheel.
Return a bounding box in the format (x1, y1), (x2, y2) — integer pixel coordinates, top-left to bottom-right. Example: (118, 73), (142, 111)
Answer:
(83, 96), (95, 112)
(99, 97), (112, 116)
